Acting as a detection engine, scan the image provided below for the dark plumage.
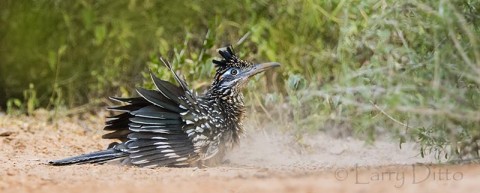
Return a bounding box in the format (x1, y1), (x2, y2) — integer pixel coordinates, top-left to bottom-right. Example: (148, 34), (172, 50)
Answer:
(49, 45), (280, 168)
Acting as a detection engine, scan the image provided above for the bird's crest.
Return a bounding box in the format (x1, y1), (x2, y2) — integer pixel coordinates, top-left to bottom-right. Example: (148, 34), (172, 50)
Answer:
(212, 45), (252, 69)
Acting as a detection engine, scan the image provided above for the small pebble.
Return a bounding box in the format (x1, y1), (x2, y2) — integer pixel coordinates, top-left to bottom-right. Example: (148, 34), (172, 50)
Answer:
(0, 131), (15, 137)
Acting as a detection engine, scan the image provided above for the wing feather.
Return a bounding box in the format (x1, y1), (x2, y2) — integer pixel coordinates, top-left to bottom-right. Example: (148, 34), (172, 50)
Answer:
(102, 58), (206, 167)
(136, 88), (183, 113)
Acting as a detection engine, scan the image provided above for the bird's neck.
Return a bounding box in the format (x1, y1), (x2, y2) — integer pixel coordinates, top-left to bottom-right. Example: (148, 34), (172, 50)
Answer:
(206, 88), (246, 123)
(205, 87), (246, 146)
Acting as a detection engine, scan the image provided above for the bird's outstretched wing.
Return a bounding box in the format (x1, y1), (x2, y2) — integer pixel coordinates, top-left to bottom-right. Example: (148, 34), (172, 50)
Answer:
(103, 58), (217, 167)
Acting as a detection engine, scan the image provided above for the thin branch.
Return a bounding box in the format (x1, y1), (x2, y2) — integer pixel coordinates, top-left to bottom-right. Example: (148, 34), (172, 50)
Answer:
(370, 101), (412, 129)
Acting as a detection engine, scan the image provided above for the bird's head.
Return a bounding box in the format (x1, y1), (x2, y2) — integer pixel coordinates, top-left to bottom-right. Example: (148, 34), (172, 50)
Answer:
(209, 46), (280, 98)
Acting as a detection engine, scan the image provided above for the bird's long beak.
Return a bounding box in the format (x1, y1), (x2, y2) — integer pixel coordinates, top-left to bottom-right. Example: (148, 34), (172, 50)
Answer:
(243, 62), (281, 78)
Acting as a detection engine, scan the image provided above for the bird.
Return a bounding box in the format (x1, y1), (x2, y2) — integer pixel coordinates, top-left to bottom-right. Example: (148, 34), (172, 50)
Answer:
(49, 45), (280, 168)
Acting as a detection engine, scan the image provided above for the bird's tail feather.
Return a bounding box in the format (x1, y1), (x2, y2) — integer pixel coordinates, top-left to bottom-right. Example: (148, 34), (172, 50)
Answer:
(49, 148), (127, 166)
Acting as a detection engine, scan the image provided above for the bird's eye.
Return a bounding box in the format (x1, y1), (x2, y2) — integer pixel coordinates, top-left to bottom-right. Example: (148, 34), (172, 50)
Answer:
(230, 69), (238, 75)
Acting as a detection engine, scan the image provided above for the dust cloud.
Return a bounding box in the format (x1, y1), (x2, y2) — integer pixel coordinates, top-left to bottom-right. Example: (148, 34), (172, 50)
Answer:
(226, 124), (436, 170)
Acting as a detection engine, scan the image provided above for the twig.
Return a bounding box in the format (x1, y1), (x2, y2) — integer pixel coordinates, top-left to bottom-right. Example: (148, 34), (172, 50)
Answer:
(253, 94), (274, 122)
(236, 31), (251, 46)
(370, 101), (412, 129)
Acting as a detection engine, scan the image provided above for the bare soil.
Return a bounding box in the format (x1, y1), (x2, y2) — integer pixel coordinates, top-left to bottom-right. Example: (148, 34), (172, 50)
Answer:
(0, 110), (478, 193)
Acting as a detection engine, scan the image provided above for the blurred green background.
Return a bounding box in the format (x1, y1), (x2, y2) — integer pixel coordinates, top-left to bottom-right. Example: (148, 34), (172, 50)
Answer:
(1, 0), (479, 161)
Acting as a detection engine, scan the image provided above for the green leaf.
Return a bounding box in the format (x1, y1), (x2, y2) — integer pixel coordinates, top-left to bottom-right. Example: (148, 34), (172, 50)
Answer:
(94, 25), (107, 45)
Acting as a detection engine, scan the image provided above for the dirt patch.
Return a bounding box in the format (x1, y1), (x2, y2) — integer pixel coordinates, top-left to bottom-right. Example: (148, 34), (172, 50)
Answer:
(0, 111), (478, 193)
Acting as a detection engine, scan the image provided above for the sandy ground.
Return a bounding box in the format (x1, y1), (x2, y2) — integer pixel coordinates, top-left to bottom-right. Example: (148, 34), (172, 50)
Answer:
(0, 110), (479, 193)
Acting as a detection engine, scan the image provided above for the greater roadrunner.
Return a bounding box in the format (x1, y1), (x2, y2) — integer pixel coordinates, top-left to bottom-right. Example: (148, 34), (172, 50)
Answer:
(50, 45), (280, 167)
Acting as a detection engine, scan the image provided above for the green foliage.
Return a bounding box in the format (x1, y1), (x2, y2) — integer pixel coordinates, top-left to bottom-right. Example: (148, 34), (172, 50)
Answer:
(6, 83), (38, 115)
(1, 0), (479, 160)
